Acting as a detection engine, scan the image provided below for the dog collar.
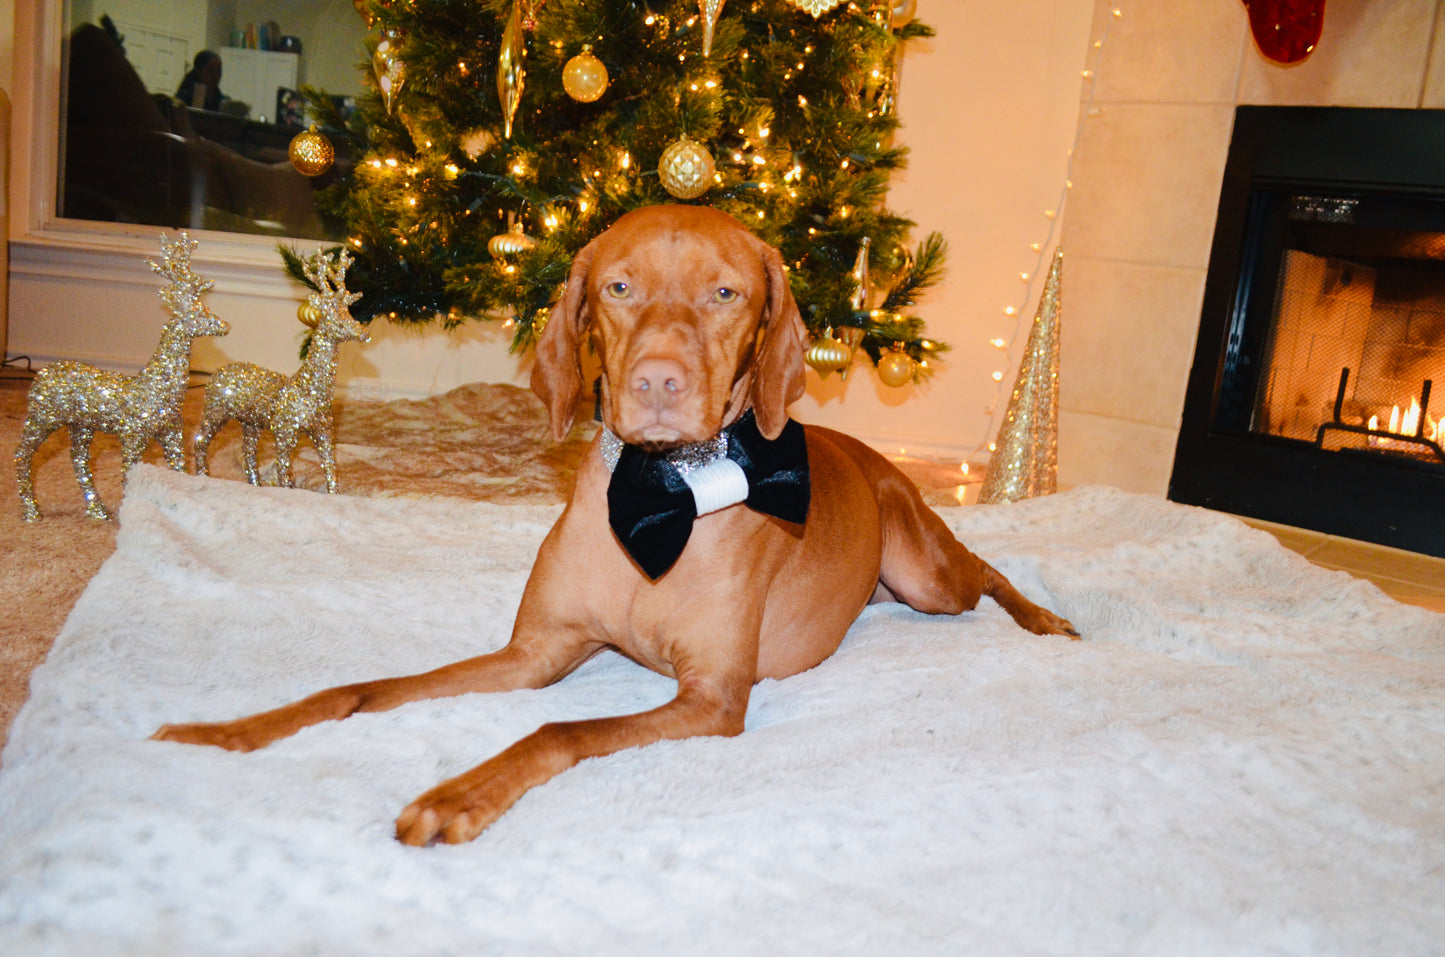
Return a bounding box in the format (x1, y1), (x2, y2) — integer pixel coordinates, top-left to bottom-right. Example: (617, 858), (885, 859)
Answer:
(602, 410), (810, 579)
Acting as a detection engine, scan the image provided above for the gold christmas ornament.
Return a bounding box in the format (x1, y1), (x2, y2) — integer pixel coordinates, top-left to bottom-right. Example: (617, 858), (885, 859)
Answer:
(849, 236), (871, 312)
(892, 0), (918, 27)
(298, 299), (323, 328)
(786, 0), (847, 17)
(15, 233), (229, 522)
(288, 125), (335, 176)
(835, 325), (866, 352)
(876, 345), (915, 388)
(459, 128), (496, 160)
(805, 328), (851, 379)
(895, 241), (915, 276)
(195, 249), (370, 494)
(979, 248), (1063, 505)
(835, 324), (866, 380)
(658, 136), (716, 199)
(699, 0), (726, 57)
(488, 221), (538, 257)
(562, 45), (609, 102)
(520, 0), (544, 30)
(842, 62), (865, 110)
(372, 33), (406, 113)
(497, 0), (527, 139)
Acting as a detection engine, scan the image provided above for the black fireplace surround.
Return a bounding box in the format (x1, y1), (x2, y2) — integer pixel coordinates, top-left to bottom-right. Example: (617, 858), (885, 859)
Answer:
(1171, 106), (1445, 558)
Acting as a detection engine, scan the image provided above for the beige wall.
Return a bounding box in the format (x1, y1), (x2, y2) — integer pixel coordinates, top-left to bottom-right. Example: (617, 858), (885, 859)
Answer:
(1059, 0), (1445, 494)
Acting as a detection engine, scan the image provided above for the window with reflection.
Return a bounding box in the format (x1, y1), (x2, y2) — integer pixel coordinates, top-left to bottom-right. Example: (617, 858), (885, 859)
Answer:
(59, 0), (368, 241)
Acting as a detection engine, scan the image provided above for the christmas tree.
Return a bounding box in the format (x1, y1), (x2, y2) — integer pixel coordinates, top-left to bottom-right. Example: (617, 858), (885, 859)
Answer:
(294, 0), (948, 381)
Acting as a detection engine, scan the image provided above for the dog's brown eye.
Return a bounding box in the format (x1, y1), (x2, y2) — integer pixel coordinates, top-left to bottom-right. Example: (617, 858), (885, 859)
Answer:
(606, 282), (630, 299)
(713, 288), (739, 303)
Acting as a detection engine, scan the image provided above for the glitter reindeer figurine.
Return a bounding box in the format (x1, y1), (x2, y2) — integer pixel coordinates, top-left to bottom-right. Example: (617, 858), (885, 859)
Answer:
(15, 233), (230, 522)
(194, 248), (369, 494)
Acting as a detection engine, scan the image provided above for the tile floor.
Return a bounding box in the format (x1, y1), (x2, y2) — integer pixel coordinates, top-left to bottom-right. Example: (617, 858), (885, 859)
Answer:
(1240, 518), (1445, 614)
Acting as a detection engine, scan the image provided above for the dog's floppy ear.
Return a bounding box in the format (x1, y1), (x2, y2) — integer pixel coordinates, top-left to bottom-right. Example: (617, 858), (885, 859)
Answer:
(749, 244), (808, 440)
(530, 241), (597, 443)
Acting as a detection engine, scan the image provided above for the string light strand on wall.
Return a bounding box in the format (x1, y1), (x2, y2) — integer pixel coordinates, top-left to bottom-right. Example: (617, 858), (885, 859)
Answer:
(965, 5), (1123, 472)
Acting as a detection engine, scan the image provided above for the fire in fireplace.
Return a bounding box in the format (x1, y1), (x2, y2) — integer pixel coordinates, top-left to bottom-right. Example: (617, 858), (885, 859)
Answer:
(1171, 107), (1445, 558)
(1262, 232), (1443, 462)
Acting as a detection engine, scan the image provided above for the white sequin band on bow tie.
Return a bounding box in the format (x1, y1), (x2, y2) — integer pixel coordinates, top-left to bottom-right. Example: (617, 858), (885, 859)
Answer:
(600, 427), (749, 516)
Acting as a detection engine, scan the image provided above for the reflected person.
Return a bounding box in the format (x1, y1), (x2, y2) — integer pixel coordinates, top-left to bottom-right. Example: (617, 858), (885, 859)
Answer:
(177, 50), (225, 111)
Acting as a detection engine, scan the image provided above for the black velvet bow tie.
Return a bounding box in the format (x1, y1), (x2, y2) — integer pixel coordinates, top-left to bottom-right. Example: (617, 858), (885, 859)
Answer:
(607, 411), (810, 580)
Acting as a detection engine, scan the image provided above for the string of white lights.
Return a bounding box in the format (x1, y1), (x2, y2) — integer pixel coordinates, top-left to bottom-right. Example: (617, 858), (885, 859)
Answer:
(964, 4), (1123, 473)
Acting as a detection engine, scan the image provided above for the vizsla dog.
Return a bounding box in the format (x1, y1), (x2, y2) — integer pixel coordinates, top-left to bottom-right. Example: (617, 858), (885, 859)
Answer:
(154, 205), (1077, 845)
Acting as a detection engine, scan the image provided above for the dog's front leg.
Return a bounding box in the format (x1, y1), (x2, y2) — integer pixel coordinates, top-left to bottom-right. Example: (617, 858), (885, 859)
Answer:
(395, 673), (750, 845)
(152, 640), (587, 752)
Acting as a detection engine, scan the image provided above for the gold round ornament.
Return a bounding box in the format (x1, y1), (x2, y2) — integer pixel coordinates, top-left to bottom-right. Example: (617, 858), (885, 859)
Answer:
(288, 125), (335, 176)
(562, 46), (609, 103)
(877, 346), (915, 387)
(805, 329), (851, 378)
(488, 222), (537, 257)
(658, 136), (716, 200)
(297, 299), (324, 328)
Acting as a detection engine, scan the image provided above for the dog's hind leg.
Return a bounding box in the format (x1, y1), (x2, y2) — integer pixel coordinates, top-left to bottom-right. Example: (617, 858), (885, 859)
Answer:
(870, 461), (1078, 638)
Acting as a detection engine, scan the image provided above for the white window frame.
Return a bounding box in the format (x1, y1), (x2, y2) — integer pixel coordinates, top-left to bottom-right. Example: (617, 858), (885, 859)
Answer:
(8, 0), (311, 273)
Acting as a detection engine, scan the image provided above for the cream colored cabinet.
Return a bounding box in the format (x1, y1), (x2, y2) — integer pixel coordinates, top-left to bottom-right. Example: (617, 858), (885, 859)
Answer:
(220, 48), (299, 122)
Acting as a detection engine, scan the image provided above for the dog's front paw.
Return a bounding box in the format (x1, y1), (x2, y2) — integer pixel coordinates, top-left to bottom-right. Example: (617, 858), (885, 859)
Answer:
(395, 767), (518, 846)
(151, 718), (277, 752)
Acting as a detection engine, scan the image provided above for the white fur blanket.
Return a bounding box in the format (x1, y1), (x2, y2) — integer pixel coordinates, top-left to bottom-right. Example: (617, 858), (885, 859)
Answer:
(1, 466), (1442, 955)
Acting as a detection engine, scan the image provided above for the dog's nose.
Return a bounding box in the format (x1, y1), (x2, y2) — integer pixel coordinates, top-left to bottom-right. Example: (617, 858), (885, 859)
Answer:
(629, 358), (690, 407)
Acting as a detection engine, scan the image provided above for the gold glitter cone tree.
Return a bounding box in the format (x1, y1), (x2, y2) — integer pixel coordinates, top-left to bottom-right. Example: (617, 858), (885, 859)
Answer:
(296, 0), (948, 380)
(979, 248), (1062, 505)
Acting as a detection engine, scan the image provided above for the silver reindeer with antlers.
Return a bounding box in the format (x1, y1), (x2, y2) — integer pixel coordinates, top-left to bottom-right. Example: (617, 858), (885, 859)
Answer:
(194, 248), (369, 494)
(15, 233), (230, 522)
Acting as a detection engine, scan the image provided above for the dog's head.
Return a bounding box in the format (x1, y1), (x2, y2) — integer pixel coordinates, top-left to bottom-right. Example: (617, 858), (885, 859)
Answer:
(530, 205), (808, 449)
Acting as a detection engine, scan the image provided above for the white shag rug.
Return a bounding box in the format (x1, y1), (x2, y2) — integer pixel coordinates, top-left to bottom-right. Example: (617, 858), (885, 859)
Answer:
(1, 465), (1442, 956)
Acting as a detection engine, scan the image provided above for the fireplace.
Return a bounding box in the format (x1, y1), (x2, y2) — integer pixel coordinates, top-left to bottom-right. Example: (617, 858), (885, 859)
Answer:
(1171, 107), (1445, 558)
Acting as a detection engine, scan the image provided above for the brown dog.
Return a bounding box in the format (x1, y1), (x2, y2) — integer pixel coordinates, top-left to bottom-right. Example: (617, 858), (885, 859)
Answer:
(154, 205), (1077, 845)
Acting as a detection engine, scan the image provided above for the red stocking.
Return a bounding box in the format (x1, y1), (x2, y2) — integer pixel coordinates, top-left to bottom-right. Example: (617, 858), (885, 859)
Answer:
(1243, 0), (1325, 64)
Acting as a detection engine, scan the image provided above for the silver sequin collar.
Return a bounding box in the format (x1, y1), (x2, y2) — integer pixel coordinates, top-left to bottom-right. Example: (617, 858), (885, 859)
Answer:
(599, 426), (729, 477)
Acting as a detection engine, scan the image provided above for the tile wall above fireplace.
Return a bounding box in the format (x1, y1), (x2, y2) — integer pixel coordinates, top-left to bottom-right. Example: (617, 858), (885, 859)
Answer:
(1057, 1), (1445, 508)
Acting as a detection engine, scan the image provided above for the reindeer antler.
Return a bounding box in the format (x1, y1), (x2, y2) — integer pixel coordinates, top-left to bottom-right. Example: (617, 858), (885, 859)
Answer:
(150, 233), (217, 316)
(302, 249), (364, 314)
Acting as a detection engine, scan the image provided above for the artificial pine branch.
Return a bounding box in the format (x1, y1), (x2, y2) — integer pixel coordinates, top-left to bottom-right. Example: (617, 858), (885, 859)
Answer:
(881, 232), (948, 312)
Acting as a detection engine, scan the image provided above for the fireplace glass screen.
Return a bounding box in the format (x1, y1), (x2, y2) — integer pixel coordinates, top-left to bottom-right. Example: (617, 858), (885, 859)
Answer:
(1256, 212), (1444, 465)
